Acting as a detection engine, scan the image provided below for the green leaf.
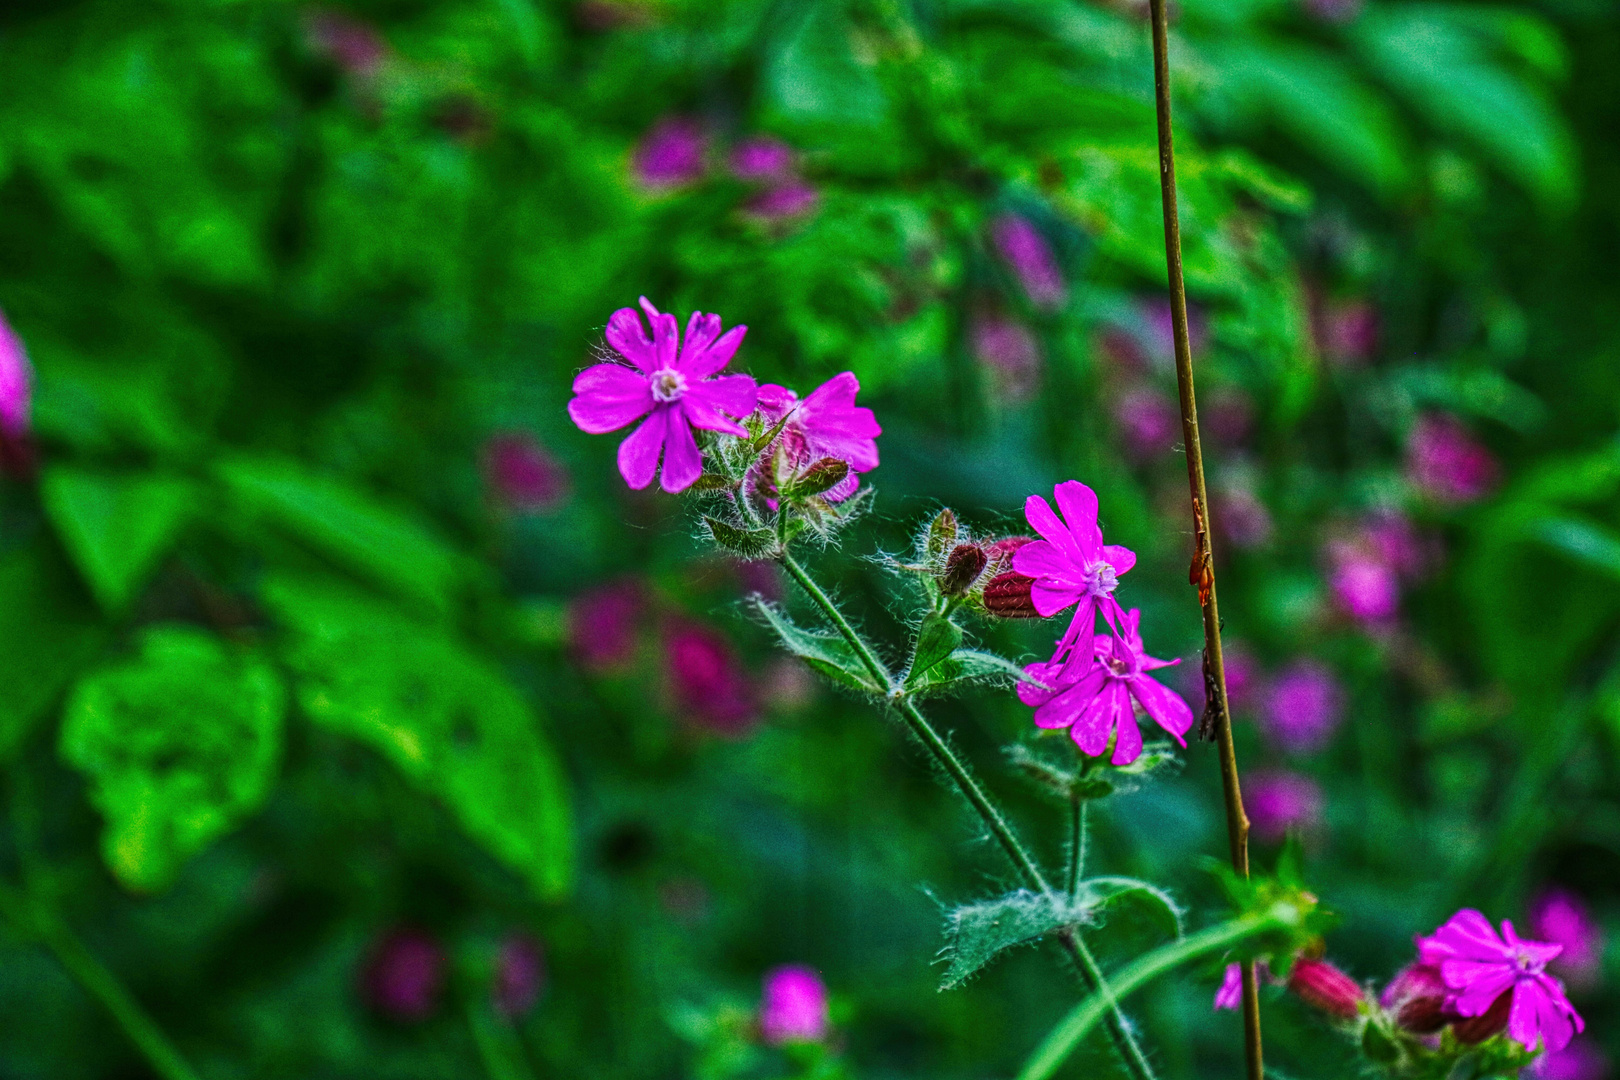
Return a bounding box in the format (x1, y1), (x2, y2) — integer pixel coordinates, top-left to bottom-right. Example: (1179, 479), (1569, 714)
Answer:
(40, 466), (197, 613)
(906, 648), (1032, 696)
(785, 457), (850, 498)
(0, 541), (108, 761)
(261, 576), (573, 899)
(217, 455), (463, 614)
(1529, 516), (1620, 580)
(753, 600), (884, 694)
(59, 626), (285, 892)
(906, 614), (964, 688)
(702, 516), (778, 559)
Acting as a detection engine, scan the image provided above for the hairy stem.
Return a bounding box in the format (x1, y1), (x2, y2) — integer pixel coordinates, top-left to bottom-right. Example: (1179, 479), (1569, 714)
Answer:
(778, 551), (1157, 1080)
(1145, 5), (1263, 1079)
(1067, 797), (1087, 899)
(0, 883), (201, 1080)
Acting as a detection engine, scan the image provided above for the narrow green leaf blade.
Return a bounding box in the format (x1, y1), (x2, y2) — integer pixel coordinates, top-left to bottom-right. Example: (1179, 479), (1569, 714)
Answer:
(754, 600), (883, 693)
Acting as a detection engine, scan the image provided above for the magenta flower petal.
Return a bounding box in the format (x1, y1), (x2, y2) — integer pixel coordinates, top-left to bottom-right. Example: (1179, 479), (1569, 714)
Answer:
(1022, 495), (1073, 553)
(1068, 682), (1121, 757)
(1052, 480), (1103, 554)
(569, 364), (654, 433)
(1034, 666), (1107, 729)
(1418, 908), (1585, 1051)
(1029, 578), (1084, 620)
(1215, 963), (1244, 1011)
(749, 372), (881, 504)
(1111, 698), (1143, 764)
(660, 414), (703, 493)
(686, 373), (759, 428)
(1102, 545), (1137, 576)
(606, 306), (661, 372)
(1129, 675), (1193, 745)
(618, 411), (667, 490)
(0, 310), (31, 440)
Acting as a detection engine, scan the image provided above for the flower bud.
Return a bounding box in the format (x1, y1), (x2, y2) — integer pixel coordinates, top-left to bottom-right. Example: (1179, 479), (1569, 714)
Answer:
(1287, 958), (1365, 1020)
(940, 543), (988, 595)
(984, 534), (1034, 571)
(982, 572), (1038, 618)
(926, 508), (959, 559)
(1381, 963), (1447, 1035)
(1452, 989), (1511, 1044)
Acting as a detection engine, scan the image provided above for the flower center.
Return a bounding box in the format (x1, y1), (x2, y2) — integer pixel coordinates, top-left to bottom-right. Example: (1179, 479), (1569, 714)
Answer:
(650, 369), (687, 403)
(1513, 949), (1544, 976)
(1106, 652), (1131, 677)
(1084, 561), (1119, 599)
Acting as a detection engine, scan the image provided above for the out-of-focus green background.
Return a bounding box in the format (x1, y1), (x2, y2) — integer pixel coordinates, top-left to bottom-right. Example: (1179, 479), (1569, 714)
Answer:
(1, 0), (1618, 1076)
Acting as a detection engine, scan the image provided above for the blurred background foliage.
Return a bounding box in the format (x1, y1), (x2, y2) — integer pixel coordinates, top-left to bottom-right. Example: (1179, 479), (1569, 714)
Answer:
(1, 0), (1618, 1076)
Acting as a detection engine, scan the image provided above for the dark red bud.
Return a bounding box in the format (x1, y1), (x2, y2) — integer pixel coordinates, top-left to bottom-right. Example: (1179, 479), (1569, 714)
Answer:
(1287, 958), (1365, 1021)
(982, 572), (1038, 618)
(985, 534), (1034, 570)
(941, 543), (989, 595)
(1382, 964), (1448, 1035)
(1451, 990), (1511, 1044)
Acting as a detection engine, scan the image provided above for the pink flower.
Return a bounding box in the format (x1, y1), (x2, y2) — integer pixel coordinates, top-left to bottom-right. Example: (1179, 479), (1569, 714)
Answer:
(753, 372), (881, 503)
(1012, 480), (1136, 664)
(1530, 889), (1604, 987)
(0, 309), (31, 442)
(1214, 962), (1244, 1010)
(971, 315), (1042, 400)
(1288, 957), (1366, 1020)
(730, 137), (796, 181)
(1018, 608), (1192, 765)
(1329, 548), (1400, 623)
(567, 580), (644, 670)
(746, 179), (820, 222)
(665, 620), (757, 736)
(1260, 660), (1343, 754)
(991, 214), (1067, 311)
(1244, 770), (1324, 843)
(1407, 413), (1499, 505)
(483, 433), (569, 512)
(759, 965), (829, 1044)
(1316, 299), (1379, 364)
(568, 298), (757, 493)
(1215, 475), (1273, 550)
(633, 117), (709, 189)
(1113, 387), (1178, 461)
(492, 934), (545, 1018)
(304, 9), (389, 78)
(1382, 963), (1449, 1033)
(1418, 909), (1583, 1053)
(362, 928), (446, 1022)
(1532, 1037), (1610, 1080)
(1204, 389), (1254, 446)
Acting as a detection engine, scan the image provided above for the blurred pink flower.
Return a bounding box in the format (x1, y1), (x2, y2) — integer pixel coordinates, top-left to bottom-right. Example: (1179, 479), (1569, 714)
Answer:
(362, 928), (446, 1022)
(665, 620), (757, 736)
(305, 9), (389, 77)
(1329, 548), (1400, 624)
(633, 117), (709, 190)
(753, 372), (881, 504)
(1418, 909), (1582, 1052)
(1204, 388), (1254, 446)
(1288, 957), (1366, 1019)
(1019, 608), (1192, 765)
(492, 934), (545, 1018)
(1244, 770), (1324, 843)
(759, 965), (830, 1044)
(971, 315), (1042, 400)
(1260, 660), (1344, 754)
(1183, 641), (1258, 717)
(1316, 299), (1379, 364)
(734, 559), (782, 602)
(0, 309), (31, 442)
(1363, 510), (1429, 579)
(1215, 476), (1273, 549)
(1532, 1037), (1610, 1080)
(746, 179), (820, 222)
(1302, 0), (1363, 24)
(567, 579), (644, 670)
(568, 298), (757, 493)
(484, 433), (569, 513)
(1113, 387), (1178, 461)
(1530, 889), (1604, 988)
(730, 137), (796, 181)
(760, 656), (815, 711)
(991, 214), (1067, 311)
(1407, 414), (1498, 505)
(1214, 962), (1244, 1010)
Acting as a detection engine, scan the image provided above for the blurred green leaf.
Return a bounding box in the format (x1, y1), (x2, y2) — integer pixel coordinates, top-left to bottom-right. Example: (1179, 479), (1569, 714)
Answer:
(217, 455), (464, 615)
(765, 0), (887, 128)
(262, 575), (573, 899)
(0, 541), (107, 761)
(40, 466), (198, 613)
(1528, 515), (1620, 579)
(59, 626), (285, 892)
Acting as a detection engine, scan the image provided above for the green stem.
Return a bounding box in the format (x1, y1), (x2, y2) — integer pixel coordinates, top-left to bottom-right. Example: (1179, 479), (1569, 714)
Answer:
(0, 883), (201, 1080)
(1067, 797), (1086, 899)
(466, 999), (537, 1080)
(1017, 912), (1285, 1080)
(779, 551), (1157, 1080)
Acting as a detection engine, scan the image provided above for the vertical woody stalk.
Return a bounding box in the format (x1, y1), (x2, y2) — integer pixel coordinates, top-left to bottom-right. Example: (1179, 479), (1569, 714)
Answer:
(1144, 5), (1264, 1080)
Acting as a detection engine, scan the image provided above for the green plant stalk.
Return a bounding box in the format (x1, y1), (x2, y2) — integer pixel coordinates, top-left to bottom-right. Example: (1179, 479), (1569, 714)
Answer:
(1067, 797), (1087, 899)
(777, 551), (1158, 1080)
(0, 883), (201, 1080)
(1144, 2), (1263, 1077)
(466, 999), (538, 1080)
(1016, 910), (1286, 1080)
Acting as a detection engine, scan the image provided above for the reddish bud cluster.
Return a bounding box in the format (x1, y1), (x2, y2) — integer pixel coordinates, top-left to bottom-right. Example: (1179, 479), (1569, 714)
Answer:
(941, 543), (988, 595)
(1287, 958), (1367, 1020)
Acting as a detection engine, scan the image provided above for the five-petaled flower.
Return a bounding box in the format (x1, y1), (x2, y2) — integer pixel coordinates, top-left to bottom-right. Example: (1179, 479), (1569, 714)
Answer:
(1013, 480), (1136, 666)
(568, 298), (758, 494)
(753, 372), (881, 503)
(1018, 607), (1192, 764)
(1418, 909), (1583, 1053)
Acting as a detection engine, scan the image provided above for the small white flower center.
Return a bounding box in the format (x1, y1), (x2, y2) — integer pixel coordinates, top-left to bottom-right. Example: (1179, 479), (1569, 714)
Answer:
(650, 369), (687, 403)
(1513, 950), (1543, 976)
(1085, 561), (1119, 599)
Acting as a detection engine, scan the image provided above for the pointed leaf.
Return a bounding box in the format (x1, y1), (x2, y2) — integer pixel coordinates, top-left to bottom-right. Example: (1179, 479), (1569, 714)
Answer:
(906, 648), (1035, 696)
(941, 889), (1104, 989)
(753, 600), (884, 694)
(906, 614), (964, 688)
(785, 457), (849, 498)
(40, 466), (197, 613)
(702, 515), (777, 559)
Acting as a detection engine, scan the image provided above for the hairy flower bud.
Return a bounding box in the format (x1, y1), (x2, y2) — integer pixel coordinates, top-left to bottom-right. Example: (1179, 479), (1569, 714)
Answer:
(1287, 958), (1365, 1020)
(1452, 990), (1511, 1044)
(984, 534), (1034, 572)
(982, 572), (1038, 618)
(940, 543), (988, 595)
(1381, 963), (1448, 1035)
(926, 508), (959, 560)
